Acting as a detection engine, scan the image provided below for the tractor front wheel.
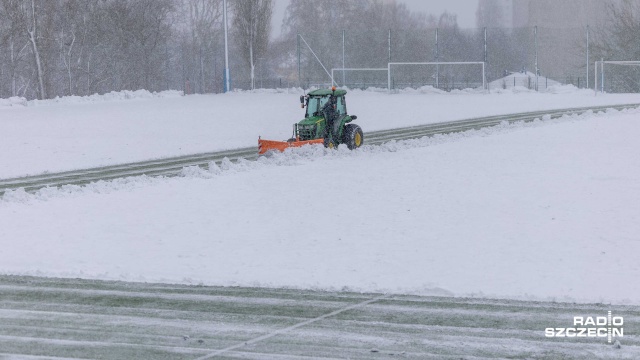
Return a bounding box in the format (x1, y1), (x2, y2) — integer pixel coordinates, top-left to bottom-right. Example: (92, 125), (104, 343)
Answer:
(343, 124), (364, 150)
(323, 137), (337, 149)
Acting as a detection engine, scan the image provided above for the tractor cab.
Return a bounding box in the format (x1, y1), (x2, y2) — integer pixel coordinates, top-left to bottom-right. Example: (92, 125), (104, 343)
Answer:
(302, 89), (347, 118)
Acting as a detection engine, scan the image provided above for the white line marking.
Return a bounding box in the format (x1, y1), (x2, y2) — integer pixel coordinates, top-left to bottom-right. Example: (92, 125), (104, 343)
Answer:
(194, 295), (388, 360)
(0, 353), (91, 360)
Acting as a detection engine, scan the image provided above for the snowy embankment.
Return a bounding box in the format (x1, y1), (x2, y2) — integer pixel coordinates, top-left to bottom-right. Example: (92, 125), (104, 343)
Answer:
(1, 106), (639, 304)
(0, 87), (638, 179)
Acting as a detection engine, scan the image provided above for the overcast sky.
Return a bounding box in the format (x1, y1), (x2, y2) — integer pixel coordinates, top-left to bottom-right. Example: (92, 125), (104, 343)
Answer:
(271, 0), (479, 37)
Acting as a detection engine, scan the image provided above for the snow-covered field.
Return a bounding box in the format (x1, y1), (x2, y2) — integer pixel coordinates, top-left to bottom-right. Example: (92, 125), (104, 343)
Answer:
(1, 86), (639, 304)
(0, 86), (638, 178)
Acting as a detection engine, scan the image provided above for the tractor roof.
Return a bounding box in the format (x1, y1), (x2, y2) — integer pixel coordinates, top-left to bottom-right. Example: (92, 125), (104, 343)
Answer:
(307, 89), (347, 96)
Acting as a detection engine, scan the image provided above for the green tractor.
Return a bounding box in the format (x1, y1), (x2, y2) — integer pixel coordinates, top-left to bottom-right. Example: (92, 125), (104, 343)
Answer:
(258, 88), (363, 154)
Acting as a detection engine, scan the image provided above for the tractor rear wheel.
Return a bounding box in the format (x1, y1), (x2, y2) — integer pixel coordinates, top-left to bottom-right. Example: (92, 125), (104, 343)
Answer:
(343, 124), (364, 150)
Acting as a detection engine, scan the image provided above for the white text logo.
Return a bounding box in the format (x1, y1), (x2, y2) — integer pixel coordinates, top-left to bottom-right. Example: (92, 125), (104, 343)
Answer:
(545, 311), (623, 343)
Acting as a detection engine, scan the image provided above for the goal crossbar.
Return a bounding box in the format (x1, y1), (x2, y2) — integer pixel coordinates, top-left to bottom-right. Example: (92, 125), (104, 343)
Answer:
(387, 62), (486, 92)
(594, 60), (640, 94)
(331, 68), (388, 88)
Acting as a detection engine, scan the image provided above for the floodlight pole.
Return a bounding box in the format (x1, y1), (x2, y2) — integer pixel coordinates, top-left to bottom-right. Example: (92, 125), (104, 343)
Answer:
(388, 29), (391, 63)
(297, 34), (301, 88)
(534, 25), (538, 91)
(435, 28), (439, 89)
(342, 30), (346, 87)
(484, 27), (487, 90)
(223, 0), (230, 92)
(586, 25), (589, 89)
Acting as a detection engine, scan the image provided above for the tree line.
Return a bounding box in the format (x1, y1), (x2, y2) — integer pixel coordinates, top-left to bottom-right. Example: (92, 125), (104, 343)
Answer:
(0, 0), (274, 99)
(1, 0), (638, 100)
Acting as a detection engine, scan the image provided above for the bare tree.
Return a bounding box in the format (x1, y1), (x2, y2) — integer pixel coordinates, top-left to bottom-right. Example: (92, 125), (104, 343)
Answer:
(187, 0), (223, 93)
(23, 0), (46, 99)
(0, 0), (31, 97)
(56, 0), (88, 96)
(232, 0), (274, 89)
(1, 0), (47, 99)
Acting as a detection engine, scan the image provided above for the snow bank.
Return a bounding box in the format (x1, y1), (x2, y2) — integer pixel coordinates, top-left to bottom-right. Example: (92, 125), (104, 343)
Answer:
(30, 89), (184, 106)
(0, 96), (28, 107)
(0, 89), (183, 108)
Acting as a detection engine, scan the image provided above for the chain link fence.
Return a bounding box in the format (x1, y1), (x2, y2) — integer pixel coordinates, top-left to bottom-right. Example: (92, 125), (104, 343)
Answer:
(4, 23), (631, 99)
(238, 26), (631, 93)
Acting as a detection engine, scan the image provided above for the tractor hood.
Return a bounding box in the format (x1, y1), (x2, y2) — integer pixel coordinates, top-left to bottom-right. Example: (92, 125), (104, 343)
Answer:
(298, 115), (324, 126)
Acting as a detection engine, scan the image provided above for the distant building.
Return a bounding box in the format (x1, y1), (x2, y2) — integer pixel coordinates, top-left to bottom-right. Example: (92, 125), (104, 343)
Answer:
(476, 0), (513, 28)
(478, 0), (614, 29)
(512, 0), (611, 28)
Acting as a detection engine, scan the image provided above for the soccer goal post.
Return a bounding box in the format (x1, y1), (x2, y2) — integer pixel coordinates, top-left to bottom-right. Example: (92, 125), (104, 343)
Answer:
(387, 62), (486, 92)
(331, 68), (389, 88)
(594, 60), (640, 94)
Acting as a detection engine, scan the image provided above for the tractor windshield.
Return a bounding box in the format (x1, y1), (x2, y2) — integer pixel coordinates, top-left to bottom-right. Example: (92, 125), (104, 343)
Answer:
(306, 96), (330, 117)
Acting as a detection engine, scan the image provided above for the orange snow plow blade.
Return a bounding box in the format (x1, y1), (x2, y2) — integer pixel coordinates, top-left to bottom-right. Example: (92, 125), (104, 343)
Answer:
(258, 137), (324, 155)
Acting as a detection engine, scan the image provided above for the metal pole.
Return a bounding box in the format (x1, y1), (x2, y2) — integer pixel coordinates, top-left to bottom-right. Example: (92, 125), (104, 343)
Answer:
(388, 63), (391, 92)
(594, 60), (598, 95)
(601, 57), (604, 93)
(482, 62), (486, 91)
(586, 25), (589, 89)
(435, 28), (439, 88)
(342, 30), (346, 87)
(223, 0), (230, 92)
(388, 29), (391, 91)
(297, 34), (301, 88)
(388, 29), (391, 63)
(534, 25), (538, 91)
(484, 27), (487, 90)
